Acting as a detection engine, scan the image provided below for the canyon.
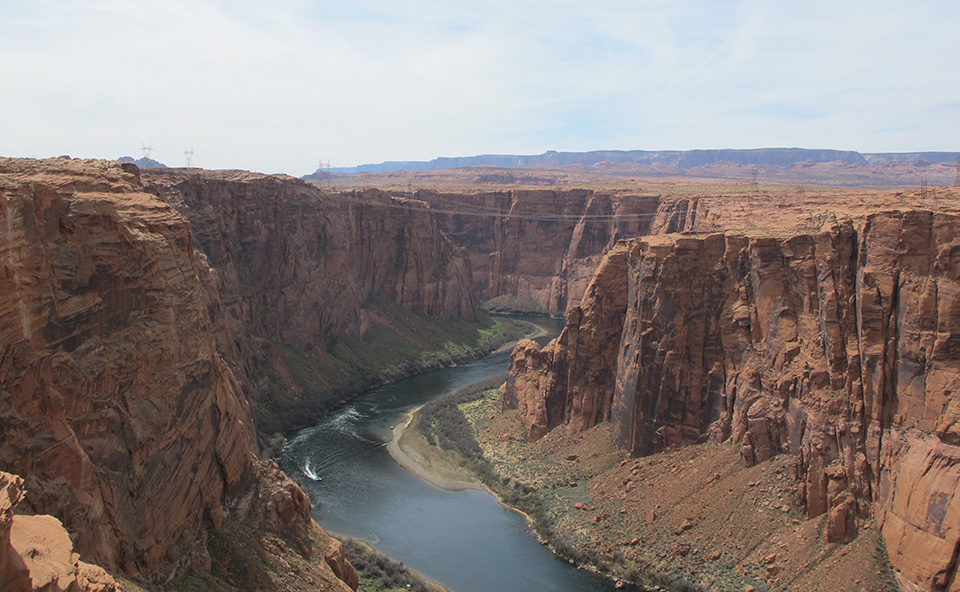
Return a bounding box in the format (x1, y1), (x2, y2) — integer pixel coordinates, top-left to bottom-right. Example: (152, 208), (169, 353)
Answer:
(411, 184), (924, 317)
(0, 157), (482, 590)
(3, 154), (959, 592)
(503, 200), (960, 591)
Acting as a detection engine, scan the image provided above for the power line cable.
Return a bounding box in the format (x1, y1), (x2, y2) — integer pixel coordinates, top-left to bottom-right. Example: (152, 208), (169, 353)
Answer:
(327, 191), (723, 223)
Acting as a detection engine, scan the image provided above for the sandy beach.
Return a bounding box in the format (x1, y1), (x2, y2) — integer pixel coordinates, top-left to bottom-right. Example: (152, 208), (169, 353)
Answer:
(388, 318), (553, 490)
(386, 407), (483, 491)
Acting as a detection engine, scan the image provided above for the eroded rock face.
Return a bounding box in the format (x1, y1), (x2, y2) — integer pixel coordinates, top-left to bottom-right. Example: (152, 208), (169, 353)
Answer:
(0, 158), (257, 575)
(417, 189), (662, 315)
(144, 172), (478, 356)
(0, 159), (413, 590)
(877, 433), (960, 592)
(504, 210), (960, 590)
(503, 243), (631, 439)
(142, 172), (480, 429)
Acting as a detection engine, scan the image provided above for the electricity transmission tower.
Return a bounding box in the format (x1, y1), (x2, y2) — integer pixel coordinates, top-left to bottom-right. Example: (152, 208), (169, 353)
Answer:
(318, 157), (331, 186)
(184, 148), (194, 168)
(141, 143), (154, 159)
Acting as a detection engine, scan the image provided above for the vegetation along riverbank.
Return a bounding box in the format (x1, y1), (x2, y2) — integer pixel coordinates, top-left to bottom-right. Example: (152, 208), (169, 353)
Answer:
(395, 384), (899, 592)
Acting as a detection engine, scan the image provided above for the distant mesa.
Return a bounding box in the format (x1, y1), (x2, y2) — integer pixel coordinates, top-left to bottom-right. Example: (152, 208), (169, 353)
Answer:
(317, 147), (960, 176)
(118, 155), (167, 169)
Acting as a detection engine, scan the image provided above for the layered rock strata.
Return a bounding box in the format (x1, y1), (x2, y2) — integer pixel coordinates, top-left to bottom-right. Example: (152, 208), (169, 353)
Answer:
(3, 158), (486, 588)
(0, 158), (257, 576)
(144, 171), (480, 430)
(504, 210), (960, 591)
(0, 470), (119, 592)
(416, 189), (664, 315)
(145, 172), (477, 355)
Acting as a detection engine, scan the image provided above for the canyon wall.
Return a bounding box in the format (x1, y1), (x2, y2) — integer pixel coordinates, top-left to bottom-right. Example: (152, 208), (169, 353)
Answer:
(0, 470), (119, 592)
(144, 171), (478, 355)
(144, 171), (480, 431)
(0, 158), (479, 588)
(416, 189), (666, 315)
(0, 158), (258, 577)
(504, 210), (960, 591)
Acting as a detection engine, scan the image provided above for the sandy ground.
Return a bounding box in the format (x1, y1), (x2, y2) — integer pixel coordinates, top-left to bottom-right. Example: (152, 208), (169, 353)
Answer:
(387, 317), (553, 489)
(386, 408), (482, 491)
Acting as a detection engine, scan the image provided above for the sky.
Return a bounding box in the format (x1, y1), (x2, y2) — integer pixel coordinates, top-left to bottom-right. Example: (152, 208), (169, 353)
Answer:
(3, 0), (959, 175)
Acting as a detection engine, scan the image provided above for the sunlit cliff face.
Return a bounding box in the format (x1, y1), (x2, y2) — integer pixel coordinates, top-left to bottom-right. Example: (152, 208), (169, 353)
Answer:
(505, 210), (960, 591)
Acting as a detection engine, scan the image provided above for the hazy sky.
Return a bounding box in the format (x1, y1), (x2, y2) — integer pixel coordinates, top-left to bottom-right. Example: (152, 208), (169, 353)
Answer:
(3, 0), (959, 175)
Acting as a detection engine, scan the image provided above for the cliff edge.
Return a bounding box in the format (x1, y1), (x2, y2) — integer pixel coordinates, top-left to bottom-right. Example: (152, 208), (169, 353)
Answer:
(505, 208), (960, 591)
(2, 157), (488, 589)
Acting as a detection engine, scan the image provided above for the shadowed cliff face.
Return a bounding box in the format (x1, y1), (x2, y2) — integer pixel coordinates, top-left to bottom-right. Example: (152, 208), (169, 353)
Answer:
(142, 170), (480, 432)
(504, 211), (960, 591)
(144, 172), (478, 355)
(1, 158), (479, 588)
(416, 189), (663, 315)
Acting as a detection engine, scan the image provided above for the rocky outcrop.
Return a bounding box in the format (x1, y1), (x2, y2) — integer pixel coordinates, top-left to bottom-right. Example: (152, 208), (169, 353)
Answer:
(0, 158), (257, 576)
(504, 210), (960, 591)
(503, 243), (631, 439)
(1, 470), (119, 592)
(417, 189), (662, 315)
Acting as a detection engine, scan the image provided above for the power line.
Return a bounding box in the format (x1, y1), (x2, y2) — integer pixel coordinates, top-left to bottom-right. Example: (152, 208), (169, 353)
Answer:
(331, 191), (708, 223)
(318, 156), (332, 187)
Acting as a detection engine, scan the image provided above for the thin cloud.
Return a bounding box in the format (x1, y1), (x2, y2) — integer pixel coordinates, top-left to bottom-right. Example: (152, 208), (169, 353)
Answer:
(1, 0), (958, 173)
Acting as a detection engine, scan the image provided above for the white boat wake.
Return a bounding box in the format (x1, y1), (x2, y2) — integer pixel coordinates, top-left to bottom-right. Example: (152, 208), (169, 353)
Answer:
(303, 460), (321, 481)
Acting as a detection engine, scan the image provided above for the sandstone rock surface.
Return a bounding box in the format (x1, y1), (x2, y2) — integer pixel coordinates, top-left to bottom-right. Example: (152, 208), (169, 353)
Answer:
(503, 242), (631, 439)
(504, 209), (960, 591)
(417, 189), (662, 315)
(1, 158), (257, 576)
(143, 170), (480, 431)
(144, 172), (478, 354)
(1, 158), (453, 589)
(0, 470), (119, 592)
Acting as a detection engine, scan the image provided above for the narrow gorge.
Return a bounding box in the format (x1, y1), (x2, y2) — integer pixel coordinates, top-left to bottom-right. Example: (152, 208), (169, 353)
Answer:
(0, 158), (489, 590)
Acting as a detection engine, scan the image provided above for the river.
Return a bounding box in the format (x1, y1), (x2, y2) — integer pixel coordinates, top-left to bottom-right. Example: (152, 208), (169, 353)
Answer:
(279, 317), (642, 592)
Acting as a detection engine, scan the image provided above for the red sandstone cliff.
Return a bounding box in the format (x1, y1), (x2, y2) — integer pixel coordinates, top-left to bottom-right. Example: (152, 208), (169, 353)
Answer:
(0, 158), (257, 577)
(143, 171), (480, 432)
(504, 210), (960, 591)
(416, 189), (663, 315)
(0, 470), (119, 592)
(1, 158), (477, 589)
(144, 172), (477, 352)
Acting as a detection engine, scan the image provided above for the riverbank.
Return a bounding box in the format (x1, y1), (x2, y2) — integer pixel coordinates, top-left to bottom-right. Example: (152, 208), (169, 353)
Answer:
(464, 389), (899, 592)
(260, 313), (539, 457)
(283, 313), (633, 592)
(387, 407), (482, 491)
(491, 320), (550, 353)
(337, 537), (449, 592)
(386, 317), (553, 490)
